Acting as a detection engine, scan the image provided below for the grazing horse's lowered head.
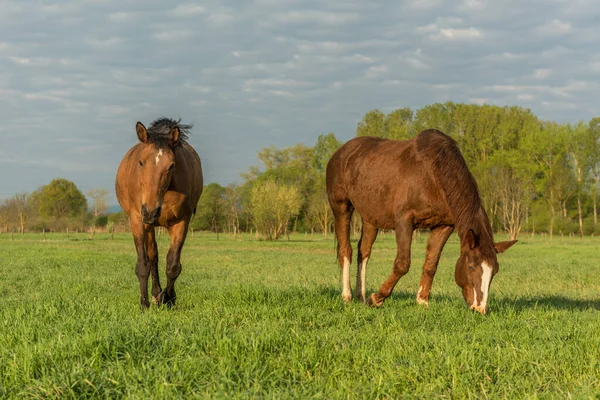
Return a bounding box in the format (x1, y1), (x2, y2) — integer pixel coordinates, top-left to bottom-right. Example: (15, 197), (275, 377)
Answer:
(455, 228), (517, 314)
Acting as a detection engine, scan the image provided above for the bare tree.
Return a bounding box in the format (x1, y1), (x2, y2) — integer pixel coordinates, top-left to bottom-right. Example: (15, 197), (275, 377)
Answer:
(87, 188), (110, 234)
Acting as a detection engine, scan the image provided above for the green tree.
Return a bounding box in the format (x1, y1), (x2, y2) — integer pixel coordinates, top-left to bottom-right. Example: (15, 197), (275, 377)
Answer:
(250, 180), (302, 240)
(356, 109), (385, 137)
(568, 122), (594, 238)
(384, 107), (413, 140)
(312, 133), (342, 174)
(586, 117), (600, 225)
(36, 179), (87, 220)
(356, 108), (413, 139)
(194, 183), (226, 234)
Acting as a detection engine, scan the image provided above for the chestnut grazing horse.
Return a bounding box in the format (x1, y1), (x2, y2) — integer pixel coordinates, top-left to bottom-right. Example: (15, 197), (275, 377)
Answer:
(116, 118), (203, 308)
(326, 129), (516, 314)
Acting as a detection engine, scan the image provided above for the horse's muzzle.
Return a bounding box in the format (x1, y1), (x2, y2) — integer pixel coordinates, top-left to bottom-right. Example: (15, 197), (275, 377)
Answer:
(141, 204), (162, 225)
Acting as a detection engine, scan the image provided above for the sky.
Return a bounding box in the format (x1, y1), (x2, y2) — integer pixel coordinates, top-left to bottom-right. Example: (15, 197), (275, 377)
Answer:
(1, 0), (600, 204)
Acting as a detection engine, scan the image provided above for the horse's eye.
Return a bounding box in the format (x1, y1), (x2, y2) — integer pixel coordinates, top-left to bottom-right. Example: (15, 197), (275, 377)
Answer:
(168, 163), (175, 171)
(468, 265), (476, 271)
(139, 160), (144, 167)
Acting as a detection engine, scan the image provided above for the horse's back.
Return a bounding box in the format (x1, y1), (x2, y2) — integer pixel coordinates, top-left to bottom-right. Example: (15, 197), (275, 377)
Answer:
(327, 133), (451, 229)
(326, 135), (417, 193)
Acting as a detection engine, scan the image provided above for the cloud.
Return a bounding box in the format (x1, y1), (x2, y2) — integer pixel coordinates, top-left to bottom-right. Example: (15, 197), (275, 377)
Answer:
(536, 19), (572, 36)
(153, 29), (196, 42)
(9, 57), (52, 67)
(431, 27), (482, 40)
(171, 4), (206, 17)
(2, 0), (600, 203)
(533, 69), (552, 79)
(271, 10), (360, 26)
(85, 37), (123, 47)
(108, 12), (136, 22)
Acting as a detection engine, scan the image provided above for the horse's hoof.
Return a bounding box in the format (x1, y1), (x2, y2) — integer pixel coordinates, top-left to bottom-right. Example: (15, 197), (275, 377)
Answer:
(342, 292), (352, 304)
(416, 296), (429, 307)
(366, 293), (384, 308)
(159, 290), (176, 307)
(151, 296), (159, 305)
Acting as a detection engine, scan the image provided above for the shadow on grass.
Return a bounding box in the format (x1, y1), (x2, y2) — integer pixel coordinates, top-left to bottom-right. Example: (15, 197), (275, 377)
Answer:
(317, 286), (600, 312)
(496, 295), (600, 311)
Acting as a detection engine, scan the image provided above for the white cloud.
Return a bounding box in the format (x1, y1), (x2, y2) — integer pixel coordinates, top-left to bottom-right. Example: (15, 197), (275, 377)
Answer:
(533, 69), (552, 79)
(153, 29), (195, 42)
(207, 10), (236, 26)
(517, 94), (536, 101)
(171, 4), (206, 17)
(267, 90), (294, 97)
(536, 19), (571, 36)
(9, 57), (52, 67)
(102, 105), (130, 115)
(85, 37), (123, 47)
(109, 12), (136, 23)
(470, 98), (487, 105)
(272, 11), (360, 25)
(366, 64), (388, 78)
(183, 83), (213, 93)
(431, 27), (482, 40)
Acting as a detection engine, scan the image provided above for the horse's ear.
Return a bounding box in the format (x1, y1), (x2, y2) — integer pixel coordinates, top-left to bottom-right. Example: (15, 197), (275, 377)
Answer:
(465, 229), (480, 249)
(136, 122), (148, 143)
(494, 240), (517, 254)
(168, 126), (180, 147)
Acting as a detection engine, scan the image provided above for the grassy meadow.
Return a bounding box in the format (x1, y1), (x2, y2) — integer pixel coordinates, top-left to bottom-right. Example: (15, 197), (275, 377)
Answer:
(0, 230), (599, 399)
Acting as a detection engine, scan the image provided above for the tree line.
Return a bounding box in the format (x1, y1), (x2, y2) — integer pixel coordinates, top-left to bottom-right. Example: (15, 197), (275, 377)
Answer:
(2, 102), (598, 239)
(194, 102), (600, 240)
(0, 179), (115, 233)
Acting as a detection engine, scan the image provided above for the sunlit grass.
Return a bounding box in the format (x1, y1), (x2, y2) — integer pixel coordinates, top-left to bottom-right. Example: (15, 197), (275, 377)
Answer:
(0, 232), (599, 398)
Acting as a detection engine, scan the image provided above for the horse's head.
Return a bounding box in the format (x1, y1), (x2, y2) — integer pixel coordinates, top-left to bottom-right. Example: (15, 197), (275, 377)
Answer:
(455, 229), (516, 314)
(135, 121), (180, 225)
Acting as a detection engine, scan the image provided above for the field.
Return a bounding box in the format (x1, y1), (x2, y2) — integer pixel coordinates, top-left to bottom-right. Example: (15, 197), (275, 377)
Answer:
(1, 231), (599, 399)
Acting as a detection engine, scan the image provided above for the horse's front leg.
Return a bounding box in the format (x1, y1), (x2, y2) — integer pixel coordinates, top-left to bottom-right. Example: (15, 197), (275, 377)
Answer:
(416, 225), (454, 306)
(160, 220), (189, 307)
(145, 227), (161, 304)
(368, 218), (413, 307)
(131, 215), (151, 308)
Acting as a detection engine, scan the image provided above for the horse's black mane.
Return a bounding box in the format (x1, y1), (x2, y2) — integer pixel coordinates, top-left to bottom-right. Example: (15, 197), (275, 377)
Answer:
(147, 117), (192, 147)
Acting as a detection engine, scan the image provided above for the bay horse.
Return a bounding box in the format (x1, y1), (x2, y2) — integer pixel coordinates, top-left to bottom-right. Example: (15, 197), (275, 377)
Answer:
(116, 118), (203, 308)
(326, 129), (516, 314)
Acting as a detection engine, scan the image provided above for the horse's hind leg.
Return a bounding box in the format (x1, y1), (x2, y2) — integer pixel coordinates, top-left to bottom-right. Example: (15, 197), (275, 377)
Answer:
(332, 200), (354, 303)
(160, 219), (189, 306)
(356, 220), (378, 303)
(416, 226), (453, 306)
(368, 217), (413, 308)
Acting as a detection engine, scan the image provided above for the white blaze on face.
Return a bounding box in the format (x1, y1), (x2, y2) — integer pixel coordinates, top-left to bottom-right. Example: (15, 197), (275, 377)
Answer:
(472, 261), (493, 312)
(155, 148), (163, 165)
(342, 257), (351, 302)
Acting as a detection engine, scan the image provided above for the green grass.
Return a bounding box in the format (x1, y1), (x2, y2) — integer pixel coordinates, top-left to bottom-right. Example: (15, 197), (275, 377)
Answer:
(0, 231), (599, 399)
